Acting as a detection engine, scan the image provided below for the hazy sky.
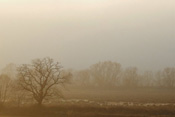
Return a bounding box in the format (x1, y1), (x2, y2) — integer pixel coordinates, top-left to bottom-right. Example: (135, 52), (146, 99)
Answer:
(0, 0), (175, 71)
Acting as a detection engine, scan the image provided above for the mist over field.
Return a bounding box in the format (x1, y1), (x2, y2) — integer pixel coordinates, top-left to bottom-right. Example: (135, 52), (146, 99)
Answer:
(0, 0), (175, 116)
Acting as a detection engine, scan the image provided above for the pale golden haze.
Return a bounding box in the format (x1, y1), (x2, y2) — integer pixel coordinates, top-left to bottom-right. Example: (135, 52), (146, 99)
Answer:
(0, 0), (174, 71)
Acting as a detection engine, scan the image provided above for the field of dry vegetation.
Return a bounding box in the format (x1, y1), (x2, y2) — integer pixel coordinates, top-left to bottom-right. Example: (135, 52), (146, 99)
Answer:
(1, 87), (175, 117)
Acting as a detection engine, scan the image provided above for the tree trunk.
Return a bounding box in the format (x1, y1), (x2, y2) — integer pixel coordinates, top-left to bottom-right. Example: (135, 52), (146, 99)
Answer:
(38, 99), (43, 107)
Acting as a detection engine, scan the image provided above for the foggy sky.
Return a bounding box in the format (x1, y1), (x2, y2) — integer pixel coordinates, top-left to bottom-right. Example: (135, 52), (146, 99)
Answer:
(0, 0), (175, 71)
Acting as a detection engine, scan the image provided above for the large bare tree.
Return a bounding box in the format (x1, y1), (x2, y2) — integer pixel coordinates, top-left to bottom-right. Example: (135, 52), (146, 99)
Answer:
(17, 57), (71, 106)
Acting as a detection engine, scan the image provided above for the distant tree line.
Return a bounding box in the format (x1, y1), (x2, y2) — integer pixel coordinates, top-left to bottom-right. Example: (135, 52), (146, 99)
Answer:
(72, 61), (175, 88)
(0, 58), (175, 107)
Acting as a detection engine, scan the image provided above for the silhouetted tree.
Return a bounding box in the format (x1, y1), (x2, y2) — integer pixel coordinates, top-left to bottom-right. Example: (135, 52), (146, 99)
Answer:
(17, 57), (71, 106)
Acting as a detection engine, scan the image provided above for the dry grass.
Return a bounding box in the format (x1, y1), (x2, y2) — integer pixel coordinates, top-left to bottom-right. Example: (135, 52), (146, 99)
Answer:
(0, 104), (175, 117)
(64, 87), (175, 103)
(1, 87), (175, 117)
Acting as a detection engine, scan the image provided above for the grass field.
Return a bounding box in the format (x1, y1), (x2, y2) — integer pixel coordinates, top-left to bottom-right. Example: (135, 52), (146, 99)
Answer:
(1, 87), (175, 117)
(64, 87), (175, 103)
(1, 104), (175, 117)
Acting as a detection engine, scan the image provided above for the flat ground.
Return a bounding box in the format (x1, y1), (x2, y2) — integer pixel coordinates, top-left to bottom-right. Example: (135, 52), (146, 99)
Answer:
(64, 87), (175, 103)
(1, 87), (175, 117)
(1, 105), (175, 117)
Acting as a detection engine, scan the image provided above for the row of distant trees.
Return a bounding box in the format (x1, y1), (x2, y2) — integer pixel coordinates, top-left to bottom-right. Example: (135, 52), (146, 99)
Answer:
(0, 58), (175, 106)
(72, 61), (175, 88)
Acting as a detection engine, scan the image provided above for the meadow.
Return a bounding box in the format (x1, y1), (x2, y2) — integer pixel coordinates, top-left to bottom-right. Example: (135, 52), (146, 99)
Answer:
(1, 87), (175, 117)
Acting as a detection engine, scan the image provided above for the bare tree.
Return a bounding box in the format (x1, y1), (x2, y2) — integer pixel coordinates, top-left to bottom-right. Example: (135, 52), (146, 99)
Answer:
(155, 71), (164, 87)
(140, 71), (154, 87)
(0, 74), (11, 105)
(76, 69), (91, 87)
(10, 80), (28, 107)
(90, 61), (121, 87)
(122, 67), (139, 87)
(1, 63), (17, 79)
(162, 67), (175, 88)
(17, 57), (71, 106)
